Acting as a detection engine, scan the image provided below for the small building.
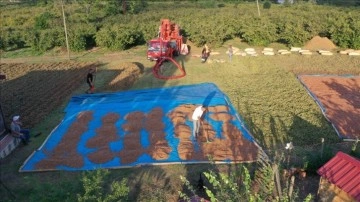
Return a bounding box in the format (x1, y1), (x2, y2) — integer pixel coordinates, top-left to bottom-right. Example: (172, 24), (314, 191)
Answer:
(317, 151), (360, 202)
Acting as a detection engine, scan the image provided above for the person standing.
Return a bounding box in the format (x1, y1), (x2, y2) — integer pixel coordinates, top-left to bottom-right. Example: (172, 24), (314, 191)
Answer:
(10, 115), (30, 145)
(201, 47), (207, 62)
(204, 44), (210, 56)
(192, 106), (206, 138)
(86, 68), (95, 94)
(201, 44), (211, 63)
(158, 25), (161, 38)
(228, 45), (233, 62)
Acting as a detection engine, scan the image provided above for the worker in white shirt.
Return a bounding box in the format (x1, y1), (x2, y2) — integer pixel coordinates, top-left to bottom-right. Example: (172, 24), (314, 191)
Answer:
(191, 105), (206, 138)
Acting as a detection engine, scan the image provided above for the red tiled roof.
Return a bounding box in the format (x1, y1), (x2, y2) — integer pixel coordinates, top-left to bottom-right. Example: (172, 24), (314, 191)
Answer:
(317, 151), (360, 201)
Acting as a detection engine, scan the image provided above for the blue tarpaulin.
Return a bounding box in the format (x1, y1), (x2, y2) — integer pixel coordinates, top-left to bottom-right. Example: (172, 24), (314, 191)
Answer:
(20, 83), (258, 172)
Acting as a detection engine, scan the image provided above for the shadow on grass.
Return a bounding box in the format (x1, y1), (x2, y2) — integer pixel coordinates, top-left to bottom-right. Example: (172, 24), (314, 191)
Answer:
(288, 114), (339, 146)
(126, 166), (171, 201)
(322, 77), (360, 139)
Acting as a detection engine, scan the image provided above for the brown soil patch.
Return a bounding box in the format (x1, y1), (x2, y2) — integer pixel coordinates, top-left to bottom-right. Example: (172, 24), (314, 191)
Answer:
(299, 75), (360, 139)
(304, 36), (337, 51)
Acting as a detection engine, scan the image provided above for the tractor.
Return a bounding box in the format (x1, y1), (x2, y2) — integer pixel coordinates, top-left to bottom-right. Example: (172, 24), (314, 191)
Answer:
(147, 19), (188, 79)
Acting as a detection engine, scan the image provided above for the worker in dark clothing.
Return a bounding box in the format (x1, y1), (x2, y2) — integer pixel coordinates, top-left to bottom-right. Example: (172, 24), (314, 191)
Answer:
(201, 44), (210, 63)
(86, 68), (95, 94)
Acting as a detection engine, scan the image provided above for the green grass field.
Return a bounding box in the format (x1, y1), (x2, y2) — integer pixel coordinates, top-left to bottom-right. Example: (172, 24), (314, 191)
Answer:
(1, 41), (360, 201)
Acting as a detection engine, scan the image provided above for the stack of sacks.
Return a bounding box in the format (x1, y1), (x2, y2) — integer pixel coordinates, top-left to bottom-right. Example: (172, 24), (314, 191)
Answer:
(299, 49), (312, 55)
(290, 47), (302, 52)
(235, 51), (247, 56)
(318, 50), (333, 55)
(227, 46), (247, 56)
(278, 49), (291, 55)
(349, 50), (360, 56)
(262, 48), (275, 56)
(244, 48), (258, 56)
(339, 49), (360, 56)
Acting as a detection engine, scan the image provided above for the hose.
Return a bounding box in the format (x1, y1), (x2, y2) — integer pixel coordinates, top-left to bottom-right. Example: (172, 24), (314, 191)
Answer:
(152, 57), (186, 80)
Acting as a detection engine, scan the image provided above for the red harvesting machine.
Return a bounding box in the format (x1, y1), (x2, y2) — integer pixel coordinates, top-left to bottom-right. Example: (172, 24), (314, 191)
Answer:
(147, 19), (188, 80)
(147, 19), (188, 61)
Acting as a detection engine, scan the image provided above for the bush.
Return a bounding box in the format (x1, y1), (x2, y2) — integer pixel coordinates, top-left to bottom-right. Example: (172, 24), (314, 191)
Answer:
(127, 1), (148, 14)
(276, 19), (312, 47)
(303, 145), (333, 174)
(241, 17), (277, 46)
(263, 1), (272, 9)
(104, 2), (120, 16)
(350, 140), (360, 158)
(23, 28), (65, 53)
(95, 25), (144, 50)
(0, 29), (26, 50)
(24, 29), (55, 52)
(284, 0), (292, 7)
(180, 166), (259, 201)
(77, 169), (129, 202)
(69, 32), (87, 52)
(34, 12), (54, 30)
(180, 164), (312, 202)
(0, 37), (4, 50)
(327, 15), (360, 49)
(68, 24), (96, 52)
(195, 0), (217, 8)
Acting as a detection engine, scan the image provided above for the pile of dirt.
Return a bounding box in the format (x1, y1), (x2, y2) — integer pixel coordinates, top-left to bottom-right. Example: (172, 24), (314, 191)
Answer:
(304, 36), (337, 51)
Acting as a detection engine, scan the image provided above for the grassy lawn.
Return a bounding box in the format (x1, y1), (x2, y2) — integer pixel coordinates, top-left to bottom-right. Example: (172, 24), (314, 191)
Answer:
(1, 41), (360, 201)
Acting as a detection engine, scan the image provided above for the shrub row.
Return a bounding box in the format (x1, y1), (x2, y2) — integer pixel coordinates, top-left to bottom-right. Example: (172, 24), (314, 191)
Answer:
(1, 2), (360, 53)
